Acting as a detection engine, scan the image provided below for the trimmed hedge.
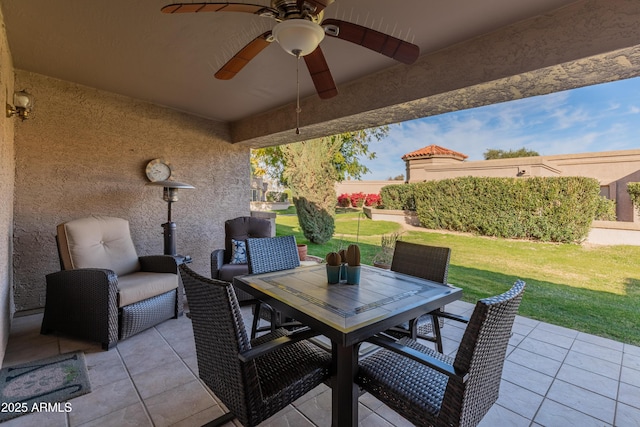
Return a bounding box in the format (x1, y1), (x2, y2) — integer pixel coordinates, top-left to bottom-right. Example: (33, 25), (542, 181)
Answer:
(381, 177), (612, 243)
(379, 184), (416, 210)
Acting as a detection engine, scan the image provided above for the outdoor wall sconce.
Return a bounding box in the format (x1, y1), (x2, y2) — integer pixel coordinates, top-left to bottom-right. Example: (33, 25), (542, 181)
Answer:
(6, 90), (34, 120)
(146, 180), (195, 256)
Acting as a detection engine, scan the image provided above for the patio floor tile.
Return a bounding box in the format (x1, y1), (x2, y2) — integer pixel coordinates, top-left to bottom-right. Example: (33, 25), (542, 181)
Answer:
(564, 349), (622, 380)
(534, 399), (613, 427)
(616, 402), (640, 427)
(516, 336), (570, 362)
(623, 352), (640, 371)
(624, 343), (640, 357)
(556, 364), (619, 399)
(507, 347), (563, 377)
(496, 379), (544, 420)
(501, 360), (554, 396)
(67, 377), (141, 425)
(477, 404), (531, 427)
(527, 327), (576, 349)
(576, 332), (625, 352)
(571, 339), (623, 364)
(143, 379), (219, 427)
(617, 381), (640, 410)
(77, 402), (153, 427)
(620, 365), (640, 386)
(546, 379), (616, 424)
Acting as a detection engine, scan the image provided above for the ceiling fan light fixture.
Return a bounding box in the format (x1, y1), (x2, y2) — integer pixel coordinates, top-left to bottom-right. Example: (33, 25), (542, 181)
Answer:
(272, 19), (325, 57)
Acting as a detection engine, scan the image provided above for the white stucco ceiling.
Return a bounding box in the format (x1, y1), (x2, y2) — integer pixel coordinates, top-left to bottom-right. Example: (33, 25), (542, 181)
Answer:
(2, 0), (578, 124)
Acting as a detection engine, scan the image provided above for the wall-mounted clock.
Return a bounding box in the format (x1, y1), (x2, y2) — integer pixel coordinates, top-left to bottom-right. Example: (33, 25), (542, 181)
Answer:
(145, 158), (173, 182)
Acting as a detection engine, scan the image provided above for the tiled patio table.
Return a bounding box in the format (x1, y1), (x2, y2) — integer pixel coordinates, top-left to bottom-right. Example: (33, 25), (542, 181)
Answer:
(234, 264), (462, 427)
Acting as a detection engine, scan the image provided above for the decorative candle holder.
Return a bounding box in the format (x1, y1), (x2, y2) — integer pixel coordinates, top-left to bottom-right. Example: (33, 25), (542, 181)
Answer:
(346, 265), (361, 285)
(326, 265), (341, 284)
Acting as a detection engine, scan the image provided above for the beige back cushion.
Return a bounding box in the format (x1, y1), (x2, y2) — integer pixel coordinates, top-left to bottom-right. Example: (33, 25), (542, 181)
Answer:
(57, 216), (141, 276)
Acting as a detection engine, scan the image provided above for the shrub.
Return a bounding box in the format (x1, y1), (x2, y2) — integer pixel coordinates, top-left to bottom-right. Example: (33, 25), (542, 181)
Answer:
(337, 193), (351, 207)
(266, 191), (288, 202)
(411, 176), (602, 243)
(295, 197), (335, 244)
(627, 182), (640, 214)
(380, 184), (415, 210)
(594, 196), (616, 221)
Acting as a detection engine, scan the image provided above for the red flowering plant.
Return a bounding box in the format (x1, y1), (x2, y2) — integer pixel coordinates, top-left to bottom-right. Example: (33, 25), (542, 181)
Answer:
(364, 193), (382, 207)
(337, 193), (351, 207)
(350, 192), (366, 207)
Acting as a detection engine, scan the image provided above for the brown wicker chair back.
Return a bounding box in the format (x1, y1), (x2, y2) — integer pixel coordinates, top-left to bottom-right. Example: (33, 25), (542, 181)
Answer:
(388, 241), (452, 350)
(246, 235), (300, 274)
(180, 264), (330, 427)
(391, 241), (451, 284)
(245, 235), (301, 337)
(443, 280), (526, 426)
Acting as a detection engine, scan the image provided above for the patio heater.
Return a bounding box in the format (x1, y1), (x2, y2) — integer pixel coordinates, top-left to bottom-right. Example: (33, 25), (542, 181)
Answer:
(146, 180), (194, 256)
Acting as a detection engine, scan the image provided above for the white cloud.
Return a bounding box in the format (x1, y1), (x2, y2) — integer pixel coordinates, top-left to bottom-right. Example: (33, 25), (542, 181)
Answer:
(361, 77), (640, 180)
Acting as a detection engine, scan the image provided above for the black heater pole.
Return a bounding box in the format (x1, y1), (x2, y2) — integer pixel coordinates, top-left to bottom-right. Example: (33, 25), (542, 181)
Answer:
(163, 199), (177, 256)
(145, 180), (194, 258)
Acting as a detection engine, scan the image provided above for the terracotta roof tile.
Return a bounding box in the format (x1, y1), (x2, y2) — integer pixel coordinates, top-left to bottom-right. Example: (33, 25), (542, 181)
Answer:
(402, 144), (468, 160)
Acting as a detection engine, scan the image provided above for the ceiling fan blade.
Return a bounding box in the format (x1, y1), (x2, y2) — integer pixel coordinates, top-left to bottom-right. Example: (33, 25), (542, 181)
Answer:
(321, 18), (420, 65)
(303, 47), (338, 99)
(214, 31), (272, 80)
(296, 0), (334, 14)
(161, 2), (276, 16)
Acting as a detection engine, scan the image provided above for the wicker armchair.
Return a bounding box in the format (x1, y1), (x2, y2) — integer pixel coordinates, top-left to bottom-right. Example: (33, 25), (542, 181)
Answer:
(388, 241), (452, 352)
(357, 280), (526, 427)
(41, 216), (181, 350)
(179, 264), (330, 427)
(210, 216), (271, 288)
(246, 235), (301, 338)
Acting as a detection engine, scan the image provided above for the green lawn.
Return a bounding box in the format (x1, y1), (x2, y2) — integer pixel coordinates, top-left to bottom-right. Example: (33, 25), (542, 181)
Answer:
(277, 209), (640, 345)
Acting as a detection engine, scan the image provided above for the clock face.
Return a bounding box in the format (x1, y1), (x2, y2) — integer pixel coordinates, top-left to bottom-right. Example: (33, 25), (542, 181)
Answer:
(145, 159), (172, 182)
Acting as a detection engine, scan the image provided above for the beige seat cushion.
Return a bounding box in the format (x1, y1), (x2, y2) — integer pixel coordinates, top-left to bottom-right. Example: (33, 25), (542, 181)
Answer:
(58, 216), (140, 276)
(117, 272), (178, 307)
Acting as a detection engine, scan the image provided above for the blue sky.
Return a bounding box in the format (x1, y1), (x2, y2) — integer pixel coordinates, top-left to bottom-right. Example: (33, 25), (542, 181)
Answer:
(361, 76), (640, 180)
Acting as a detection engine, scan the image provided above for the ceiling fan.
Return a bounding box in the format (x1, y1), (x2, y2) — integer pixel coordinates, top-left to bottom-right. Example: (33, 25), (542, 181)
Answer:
(161, 1), (420, 100)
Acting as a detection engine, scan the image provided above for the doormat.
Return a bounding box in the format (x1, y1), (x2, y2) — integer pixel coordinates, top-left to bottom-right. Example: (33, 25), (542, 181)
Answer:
(0, 352), (91, 422)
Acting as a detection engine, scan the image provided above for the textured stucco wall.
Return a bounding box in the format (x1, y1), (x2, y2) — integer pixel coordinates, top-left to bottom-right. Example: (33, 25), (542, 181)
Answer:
(13, 71), (250, 311)
(0, 6), (15, 363)
(334, 181), (399, 197)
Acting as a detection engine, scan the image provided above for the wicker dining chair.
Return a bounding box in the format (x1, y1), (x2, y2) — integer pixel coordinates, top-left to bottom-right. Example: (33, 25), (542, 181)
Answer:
(179, 264), (330, 427)
(388, 241), (452, 352)
(246, 235), (301, 338)
(357, 280), (525, 427)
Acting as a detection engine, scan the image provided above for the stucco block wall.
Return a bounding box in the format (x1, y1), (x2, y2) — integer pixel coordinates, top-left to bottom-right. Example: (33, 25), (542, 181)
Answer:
(0, 7), (15, 363)
(13, 71), (250, 311)
(334, 181), (399, 197)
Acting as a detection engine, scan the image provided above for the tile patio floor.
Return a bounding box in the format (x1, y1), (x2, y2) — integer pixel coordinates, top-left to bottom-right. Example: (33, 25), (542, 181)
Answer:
(3, 299), (640, 426)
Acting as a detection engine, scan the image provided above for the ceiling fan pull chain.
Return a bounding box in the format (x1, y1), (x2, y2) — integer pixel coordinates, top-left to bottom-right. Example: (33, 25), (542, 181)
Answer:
(294, 49), (302, 135)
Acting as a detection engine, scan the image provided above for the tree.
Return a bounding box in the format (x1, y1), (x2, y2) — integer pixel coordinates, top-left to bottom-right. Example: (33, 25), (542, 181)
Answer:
(252, 127), (388, 243)
(483, 148), (540, 160)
